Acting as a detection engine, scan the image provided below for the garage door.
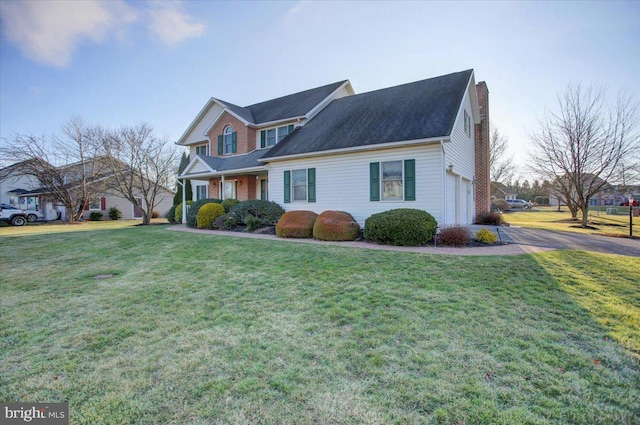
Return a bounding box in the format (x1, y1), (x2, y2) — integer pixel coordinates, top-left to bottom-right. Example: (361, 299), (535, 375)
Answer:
(445, 173), (458, 225)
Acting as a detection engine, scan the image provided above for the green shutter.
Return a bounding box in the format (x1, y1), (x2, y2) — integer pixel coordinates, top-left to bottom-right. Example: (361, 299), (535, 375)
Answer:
(260, 130), (266, 148)
(370, 162), (380, 201)
(231, 132), (237, 153)
(217, 135), (223, 155)
(308, 168), (316, 203)
(284, 170), (291, 204)
(404, 159), (415, 201)
(288, 124), (294, 133)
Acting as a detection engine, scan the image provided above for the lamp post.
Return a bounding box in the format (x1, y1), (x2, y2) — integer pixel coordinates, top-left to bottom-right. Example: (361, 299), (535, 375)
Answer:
(630, 197), (634, 238)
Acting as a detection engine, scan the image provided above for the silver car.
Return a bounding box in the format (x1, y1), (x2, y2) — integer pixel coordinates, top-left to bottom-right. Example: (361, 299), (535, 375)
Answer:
(507, 199), (532, 209)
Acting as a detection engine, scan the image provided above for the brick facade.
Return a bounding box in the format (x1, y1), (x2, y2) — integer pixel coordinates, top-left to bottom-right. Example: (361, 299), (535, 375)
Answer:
(474, 82), (490, 217)
(206, 112), (257, 156)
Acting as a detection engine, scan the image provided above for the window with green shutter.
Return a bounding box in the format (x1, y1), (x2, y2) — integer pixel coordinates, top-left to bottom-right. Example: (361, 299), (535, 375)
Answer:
(370, 159), (415, 202)
(260, 130), (266, 148)
(370, 162), (380, 201)
(217, 135), (223, 155)
(404, 159), (415, 201)
(307, 168), (316, 203)
(284, 168), (315, 203)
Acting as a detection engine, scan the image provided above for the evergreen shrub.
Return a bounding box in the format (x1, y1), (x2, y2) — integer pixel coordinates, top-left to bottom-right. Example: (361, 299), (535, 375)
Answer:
(187, 198), (223, 228)
(364, 208), (437, 246)
(229, 200), (285, 227)
(276, 210), (318, 238)
(197, 203), (225, 229)
(475, 228), (498, 244)
(312, 211), (360, 241)
(109, 207), (122, 221)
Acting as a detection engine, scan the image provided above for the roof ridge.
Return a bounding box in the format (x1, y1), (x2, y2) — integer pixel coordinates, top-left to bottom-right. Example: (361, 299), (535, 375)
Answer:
(244, 80), (348, 109)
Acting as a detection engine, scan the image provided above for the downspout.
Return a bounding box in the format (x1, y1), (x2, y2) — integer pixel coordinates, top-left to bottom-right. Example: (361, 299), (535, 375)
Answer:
(176, 178), (186, 224)
(441, 140), (446, 225)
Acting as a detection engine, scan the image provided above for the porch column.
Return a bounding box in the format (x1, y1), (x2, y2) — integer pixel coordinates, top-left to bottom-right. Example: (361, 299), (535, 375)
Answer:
(181, 179), (186, 224)
(221, 175), (225, 200)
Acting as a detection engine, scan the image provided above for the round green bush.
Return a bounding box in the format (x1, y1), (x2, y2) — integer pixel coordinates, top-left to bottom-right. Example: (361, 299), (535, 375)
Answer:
(229, 200), (285, 227)
(109, 206), (122, 221)
(166, 205), (176, 223)
(197, 203), (225, 229)
(187, 198), (222, 228)
(364, 208), (437, 246)
(313, 211), (360, 241)
(89, 211), (103, 221)
(221, 198), (240, 213)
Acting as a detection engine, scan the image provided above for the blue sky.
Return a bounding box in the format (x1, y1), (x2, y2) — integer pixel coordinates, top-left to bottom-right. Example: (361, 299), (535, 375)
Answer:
(1, 0), (639, 175)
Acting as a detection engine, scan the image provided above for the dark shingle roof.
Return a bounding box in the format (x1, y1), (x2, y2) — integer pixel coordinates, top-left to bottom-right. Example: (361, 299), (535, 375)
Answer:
(262, 70), (472, 159)
(196, 150), (267, 173)
(215, 81), (348, 125)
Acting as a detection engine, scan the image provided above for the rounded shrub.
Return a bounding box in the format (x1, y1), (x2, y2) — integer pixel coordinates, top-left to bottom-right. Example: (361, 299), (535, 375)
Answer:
(187, 198), (223, 228)
(221, 198), (240, 213)
(197, 203), (225, 229)
(89, 211), (103, 221)
(437, 225), (470, 247)
(229, 200), (285, 228)
(475, 228), (498, 244)
(313, 211), (360, 241)
(109, 206), (122, 221)
(174, 200), (192, 224)
(364, 208), (437, 246)
(276, 210), (318, 238)
(166, 205), (176, 223)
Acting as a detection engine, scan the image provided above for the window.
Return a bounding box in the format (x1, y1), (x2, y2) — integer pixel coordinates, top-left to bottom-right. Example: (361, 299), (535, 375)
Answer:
(464, 110), (471, 137)
(89, 197), (105, 210)
(196, 185), (208, 200)
(260, 124), (294, 148)
(283, 168), (315, 203)
(370, 160), (415, 202)
(223, 181), (236, 200)
(195, 144), (208, 156)
(382, 161), (403, 201)
(224, 126), (234, 154)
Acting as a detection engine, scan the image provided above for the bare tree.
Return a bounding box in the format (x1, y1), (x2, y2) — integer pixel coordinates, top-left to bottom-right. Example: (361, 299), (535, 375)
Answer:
(0, 116), (107, 223)
(99, 123), (179, 225)
(489, 126), (516, 183)
(530, 84), (640, 227)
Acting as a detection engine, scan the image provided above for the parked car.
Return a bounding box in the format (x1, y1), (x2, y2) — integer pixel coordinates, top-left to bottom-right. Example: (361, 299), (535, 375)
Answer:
(507, 199), (532, 209)
(0, 203), (43, 222)
(0, 205), (27, 226)
(619, 200), (639, 207)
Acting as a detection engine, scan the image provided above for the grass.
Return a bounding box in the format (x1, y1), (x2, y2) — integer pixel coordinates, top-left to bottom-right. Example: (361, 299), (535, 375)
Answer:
(1, 223), (639, 424)
(504, 206), (637, 237)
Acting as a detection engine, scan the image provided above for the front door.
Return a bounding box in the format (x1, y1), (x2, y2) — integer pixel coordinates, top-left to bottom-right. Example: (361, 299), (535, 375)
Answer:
(223, 181), (236, 200)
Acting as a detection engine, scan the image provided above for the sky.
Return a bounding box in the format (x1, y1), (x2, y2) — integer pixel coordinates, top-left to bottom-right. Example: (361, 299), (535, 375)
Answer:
(1, 0), (639, 178)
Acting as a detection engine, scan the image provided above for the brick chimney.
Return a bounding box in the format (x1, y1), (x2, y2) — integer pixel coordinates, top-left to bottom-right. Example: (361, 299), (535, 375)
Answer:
(474, 81), (490, 217)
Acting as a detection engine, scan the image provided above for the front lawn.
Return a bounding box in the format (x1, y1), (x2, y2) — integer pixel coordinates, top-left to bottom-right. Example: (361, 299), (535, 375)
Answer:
(1, 224), (639, 424)
(505, 206), (636, 237)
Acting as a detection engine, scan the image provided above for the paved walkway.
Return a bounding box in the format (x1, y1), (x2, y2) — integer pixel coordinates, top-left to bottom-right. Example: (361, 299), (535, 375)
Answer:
(167, 225), (554, 256)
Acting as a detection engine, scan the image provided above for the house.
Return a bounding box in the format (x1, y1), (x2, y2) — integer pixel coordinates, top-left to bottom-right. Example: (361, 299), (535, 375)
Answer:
(0, 160), (175, 221)
(491, 182), (517, 201)
(177, 69), (490, 226)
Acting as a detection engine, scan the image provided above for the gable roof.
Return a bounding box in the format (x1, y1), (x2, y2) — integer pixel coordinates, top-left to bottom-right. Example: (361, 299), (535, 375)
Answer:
(262, 70), (474, 160)
(181, 150), (268, 177)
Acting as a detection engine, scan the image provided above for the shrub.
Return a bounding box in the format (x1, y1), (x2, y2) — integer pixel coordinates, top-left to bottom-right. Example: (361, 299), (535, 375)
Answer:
(475, 211), (505, 226)
(151, 210), (160, 219)
(214, 213), (237, 230)
(364, 209), (437, 246)
(166, 205), (176, 223)
(491, 199), (510, 212)
(437, 225), (470, 247)
(313, 211), (360, 241)
(221, 198), (240, 213)
(187, 198), (223, 228)
(245, 214), (262, 232)
(229, 200), (285, 227)
(108, 206), (122, 221)
(475, 228), (498, 244)
(196, 203), (225, 229)
(89, 211), (103, 221)
(276, 210), (318, 238)
(174, 201), (192, 224)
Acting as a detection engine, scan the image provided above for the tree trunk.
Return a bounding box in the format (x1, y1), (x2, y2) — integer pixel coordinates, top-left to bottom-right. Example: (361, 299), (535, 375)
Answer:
(141, 211), (151, 225)
(581, 206), (589, 228)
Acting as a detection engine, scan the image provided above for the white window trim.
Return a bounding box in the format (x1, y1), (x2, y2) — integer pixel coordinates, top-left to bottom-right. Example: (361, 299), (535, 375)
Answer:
(381, 160), (404, 202)
(196, 144), (209, 156)
(292, 168), (308, 202)
(260, 125), (292, 149)
(224, 126), (233, 154)
(89, 200), (102, 211)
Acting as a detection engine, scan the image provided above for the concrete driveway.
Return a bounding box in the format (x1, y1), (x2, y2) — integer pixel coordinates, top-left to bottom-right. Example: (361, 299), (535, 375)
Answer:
(484, 225), (640, 257)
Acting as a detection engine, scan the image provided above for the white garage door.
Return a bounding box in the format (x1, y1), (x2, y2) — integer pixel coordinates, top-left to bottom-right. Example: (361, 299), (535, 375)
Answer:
(445, 173), (458, 225)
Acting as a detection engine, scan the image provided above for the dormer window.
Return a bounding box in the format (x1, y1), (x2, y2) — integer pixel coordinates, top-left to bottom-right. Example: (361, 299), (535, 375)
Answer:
(260, 124), (294, 148)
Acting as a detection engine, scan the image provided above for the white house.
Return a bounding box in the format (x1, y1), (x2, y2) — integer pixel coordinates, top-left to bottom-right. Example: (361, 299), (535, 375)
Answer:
(177, 70), (490, 226)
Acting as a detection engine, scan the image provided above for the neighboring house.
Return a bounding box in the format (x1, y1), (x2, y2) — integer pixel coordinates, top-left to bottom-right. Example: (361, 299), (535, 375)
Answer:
(491, 182), (517, 201)
(0, 160), (174, 221)
(177, 69), (490, 226)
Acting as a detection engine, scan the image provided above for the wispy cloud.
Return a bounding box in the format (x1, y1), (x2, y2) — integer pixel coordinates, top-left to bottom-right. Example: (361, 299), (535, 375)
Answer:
(0, 0), (137, 67)
(0, 0), (205, 68)
(147, 1), (205, 47)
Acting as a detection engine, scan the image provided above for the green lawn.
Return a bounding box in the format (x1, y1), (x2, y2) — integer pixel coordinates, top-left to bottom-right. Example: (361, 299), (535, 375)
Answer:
(1, 223), (639, 424)
(505, 206), (637, 237)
